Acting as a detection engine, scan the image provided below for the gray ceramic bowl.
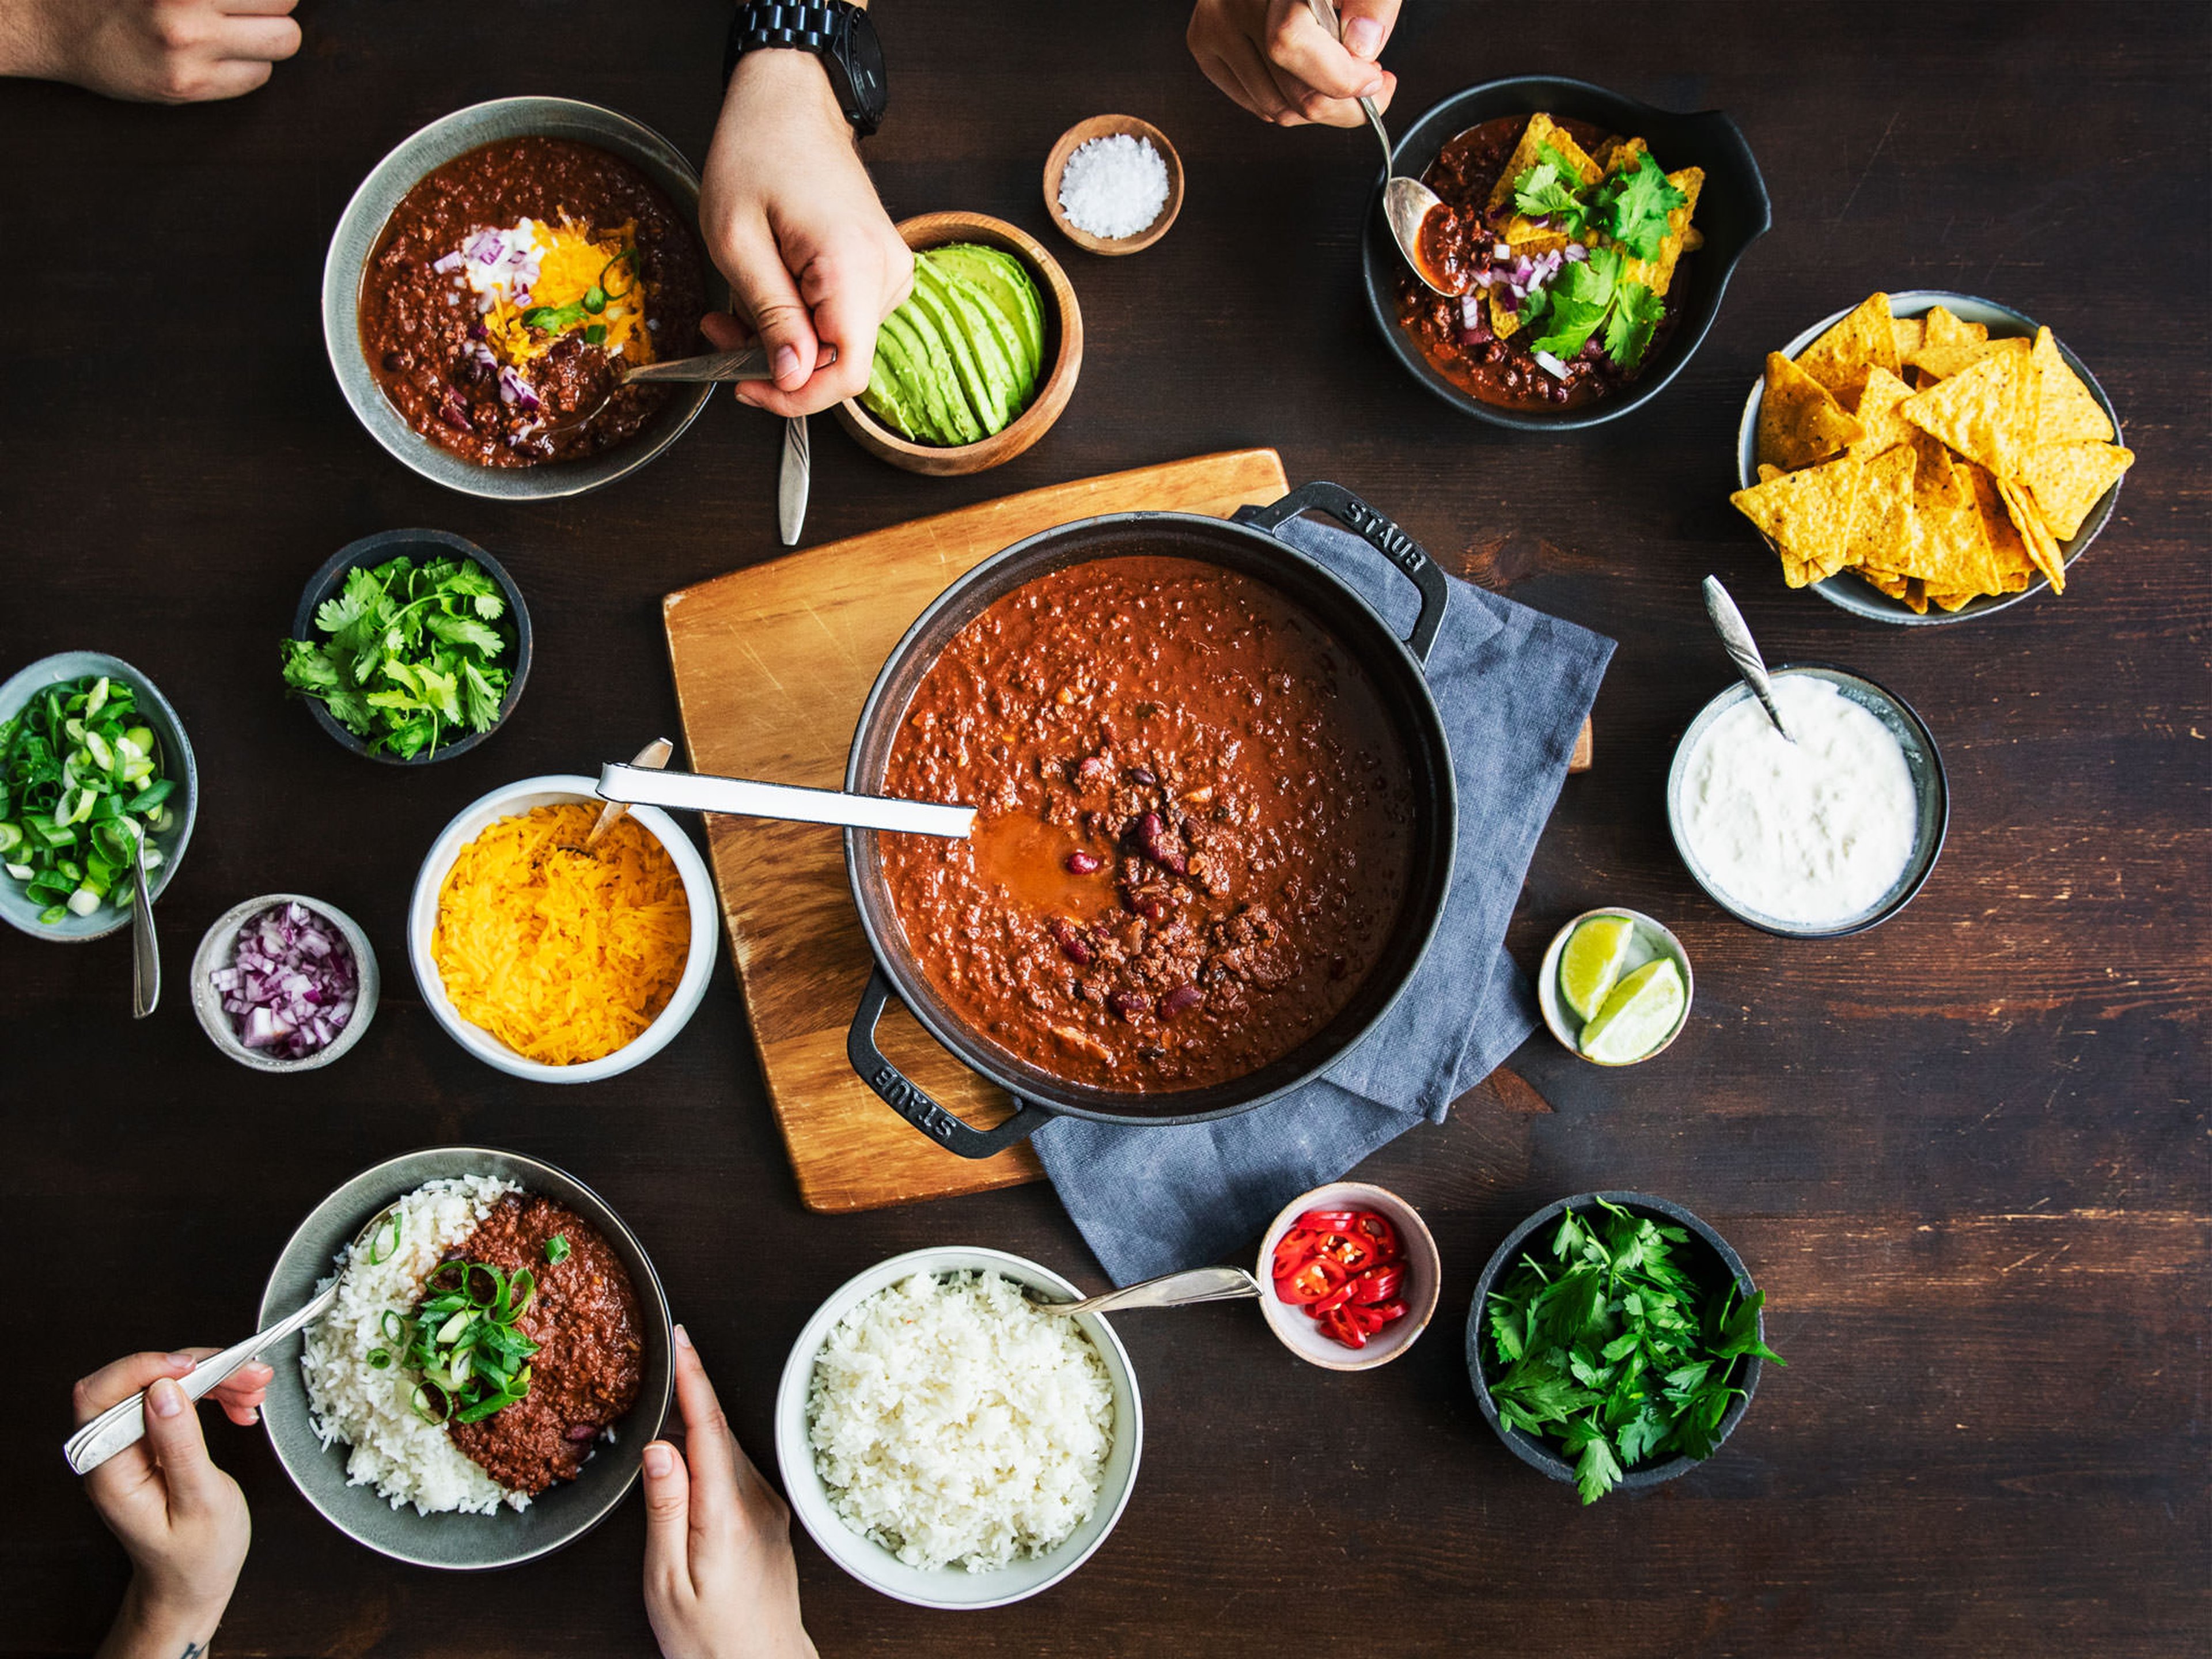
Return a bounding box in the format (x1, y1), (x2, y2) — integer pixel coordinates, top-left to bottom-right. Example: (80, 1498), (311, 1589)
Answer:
(256, 1146), (672, 1570)
(323, 97), (724, 501)
(291, 529), (532, 764)
(1665, 662), (1948, 938)
(1736, 291), (2124, 624)
(190, 894), (381, 1073)
(1467, 1191), (1767, 1495)
(0, 651), (197, 942)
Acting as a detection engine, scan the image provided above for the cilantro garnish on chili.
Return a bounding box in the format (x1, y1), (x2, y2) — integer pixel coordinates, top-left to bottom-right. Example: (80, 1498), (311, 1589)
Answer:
(1509, 147), (1688, 370)
(1483, 1198), (1783, 1503)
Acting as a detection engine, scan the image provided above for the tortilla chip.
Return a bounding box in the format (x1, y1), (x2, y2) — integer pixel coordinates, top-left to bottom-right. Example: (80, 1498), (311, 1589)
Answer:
(1908, 336), (2032, 382)
(1794, 293), (1898, 403)
(1926, 588), (1980, 613)
(2016, 440), (2134, 540)
(1892, 317), (1926, 359)
(1617, 167), (1704, 298)
(1490, 288), (1524, 340)
(1757, 463), (1786, 483)
(1486, 113), (1603, 216)
(1961, 462), (2039, 592)
(1847, 366), (1916, 460)
(1842, 445), (1923, 575)
(1759, 351), (1865, 472)
(1681, 226), (1705, 252)
(1899, 349), (2043, 479)
(1859, 569), (1930, 614)
(1595, 135), (1646, 175)
(1997, 475), (2066, 592)
(2032, 327), (2115, 445)
(1922, 305), (1988, 347)
(1729, 453), (1863, 586)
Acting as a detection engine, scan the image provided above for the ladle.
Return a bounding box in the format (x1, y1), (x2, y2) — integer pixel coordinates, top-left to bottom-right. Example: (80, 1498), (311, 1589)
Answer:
(596, 763), (974, 839)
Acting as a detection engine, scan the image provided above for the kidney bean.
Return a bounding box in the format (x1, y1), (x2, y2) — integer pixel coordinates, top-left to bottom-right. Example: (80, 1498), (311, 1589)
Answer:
(1161, 986), (1205, 1018)
(1108, 990), (1150, 1021)
(1128, 766), (1157, 787)
(565, 1423), (598, 1442)
(1135, 812), (1189, 875)
(1049, 919), (1094, 965)
(1075, 754), (1109, 783)
(1066, 850), (1103, 874)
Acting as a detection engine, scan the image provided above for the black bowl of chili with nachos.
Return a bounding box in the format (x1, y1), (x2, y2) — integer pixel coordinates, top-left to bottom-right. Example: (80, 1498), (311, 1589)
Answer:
(1362, 77), (1770, 430)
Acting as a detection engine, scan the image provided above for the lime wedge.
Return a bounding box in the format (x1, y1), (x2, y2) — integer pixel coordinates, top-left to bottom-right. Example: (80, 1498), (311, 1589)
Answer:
(1578, 959), (1686, 1065)
(1558, 914), (1637, 1023)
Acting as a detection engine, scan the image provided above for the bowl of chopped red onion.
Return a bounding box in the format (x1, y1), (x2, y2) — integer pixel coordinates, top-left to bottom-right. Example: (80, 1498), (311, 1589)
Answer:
(191, 895), (380, 1073)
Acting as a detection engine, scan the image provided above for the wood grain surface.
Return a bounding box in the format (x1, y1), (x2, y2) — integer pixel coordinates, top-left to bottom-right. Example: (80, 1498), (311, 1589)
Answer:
(1, 3), (2206, 1656)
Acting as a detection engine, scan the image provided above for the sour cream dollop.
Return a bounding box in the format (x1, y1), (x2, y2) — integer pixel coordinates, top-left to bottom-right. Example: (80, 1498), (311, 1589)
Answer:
(1679, 676), (1919, 927)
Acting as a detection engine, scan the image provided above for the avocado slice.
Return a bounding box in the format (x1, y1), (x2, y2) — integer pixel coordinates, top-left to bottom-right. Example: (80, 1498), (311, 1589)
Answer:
(914, 256), (1023, 432)
(870, 309), (953, 444)
(931, 244), (1045, 382)
(932, 260), (1036, 419)
(863, 341), (927, 442)
(904, 259), (1006, 436)
(884, 301), (983, 446)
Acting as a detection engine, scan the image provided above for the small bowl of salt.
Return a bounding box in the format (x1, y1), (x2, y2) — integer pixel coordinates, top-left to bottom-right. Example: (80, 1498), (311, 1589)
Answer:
(1044, 115), (1183, 255)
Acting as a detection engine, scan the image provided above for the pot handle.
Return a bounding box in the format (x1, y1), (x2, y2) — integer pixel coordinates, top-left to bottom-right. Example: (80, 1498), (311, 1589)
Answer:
(847, 966), (1054, 1160)
(1233, 480), (1450, 665)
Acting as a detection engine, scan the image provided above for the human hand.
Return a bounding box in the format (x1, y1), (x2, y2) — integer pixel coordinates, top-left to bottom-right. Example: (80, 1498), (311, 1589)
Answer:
(74, 1350), (270, 1659)
(641, 1325), (815, 1659)
(0, 0), (301, 103)
(1187, 0), (1399, 128)
(696, 47), (912, 419)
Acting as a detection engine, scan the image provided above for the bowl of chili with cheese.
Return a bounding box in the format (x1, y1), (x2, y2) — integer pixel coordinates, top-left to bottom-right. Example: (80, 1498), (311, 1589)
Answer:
(841, 482), (1459, 1157)
(327, 97), (720, 499)
(1363, 77), (1770, 429)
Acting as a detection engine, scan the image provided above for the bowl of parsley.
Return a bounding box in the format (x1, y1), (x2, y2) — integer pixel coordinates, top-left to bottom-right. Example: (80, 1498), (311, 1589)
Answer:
(283, 529), (533, 764)
(1362, 77), (1770, 429)
(1466, 1191), (1782, 1503)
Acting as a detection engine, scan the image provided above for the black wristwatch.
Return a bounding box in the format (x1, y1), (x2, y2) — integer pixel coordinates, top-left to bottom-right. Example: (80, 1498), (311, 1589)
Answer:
(724, 1), (887, 138)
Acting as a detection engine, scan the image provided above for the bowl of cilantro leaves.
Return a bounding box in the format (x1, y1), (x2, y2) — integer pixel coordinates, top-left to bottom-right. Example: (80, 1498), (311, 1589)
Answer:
(1363, 77), (1770, 429)
(282, 529), (532, 764)
(1467, 1191), (1783, 1503)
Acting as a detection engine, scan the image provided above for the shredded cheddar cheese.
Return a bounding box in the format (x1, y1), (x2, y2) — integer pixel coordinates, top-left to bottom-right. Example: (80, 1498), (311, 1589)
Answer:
(433, 803), (690, 1066)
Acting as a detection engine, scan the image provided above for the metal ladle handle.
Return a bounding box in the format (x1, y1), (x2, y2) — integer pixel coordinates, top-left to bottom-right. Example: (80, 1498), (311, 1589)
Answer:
(597, 763), (975, 838)
(1703, 575), (1796, 744)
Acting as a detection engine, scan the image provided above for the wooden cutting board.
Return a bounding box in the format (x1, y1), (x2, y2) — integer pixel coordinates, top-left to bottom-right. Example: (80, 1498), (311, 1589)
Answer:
(662, 448), (1592, 1214)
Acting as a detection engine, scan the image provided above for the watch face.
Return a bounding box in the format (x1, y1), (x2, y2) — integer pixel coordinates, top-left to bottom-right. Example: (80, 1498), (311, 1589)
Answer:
(836, 9), (888, 127)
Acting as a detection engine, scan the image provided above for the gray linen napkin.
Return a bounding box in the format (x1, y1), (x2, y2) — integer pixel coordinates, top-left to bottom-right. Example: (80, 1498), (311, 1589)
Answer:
(1032, 513), (1614, 1285)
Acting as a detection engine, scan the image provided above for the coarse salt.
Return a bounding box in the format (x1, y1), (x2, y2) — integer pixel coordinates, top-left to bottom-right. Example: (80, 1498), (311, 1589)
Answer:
(1058, 132), (1170, 240)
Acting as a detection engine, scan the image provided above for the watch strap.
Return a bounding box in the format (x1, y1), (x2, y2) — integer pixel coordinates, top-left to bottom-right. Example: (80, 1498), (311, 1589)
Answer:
(724, 1), (882, 136)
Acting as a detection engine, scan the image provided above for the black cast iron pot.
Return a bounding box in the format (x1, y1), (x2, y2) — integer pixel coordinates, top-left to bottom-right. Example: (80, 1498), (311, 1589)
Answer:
(843, 482), (1459, 1158)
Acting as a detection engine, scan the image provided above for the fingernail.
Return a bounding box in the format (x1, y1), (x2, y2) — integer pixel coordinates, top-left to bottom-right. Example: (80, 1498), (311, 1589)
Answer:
(165, 1353), (196, 1370)
(1360, 75), (1386, 99)
(673, 1323), (694, 1351)
(643, 1442), (673, 1477)
(1346, 17), (1382, 56)
(149, 1379), (184, 1419)
(774, 344), (801, 382)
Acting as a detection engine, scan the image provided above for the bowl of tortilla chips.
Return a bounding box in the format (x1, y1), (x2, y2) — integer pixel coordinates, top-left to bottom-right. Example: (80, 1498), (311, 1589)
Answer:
(1729, 291), (2131, 623)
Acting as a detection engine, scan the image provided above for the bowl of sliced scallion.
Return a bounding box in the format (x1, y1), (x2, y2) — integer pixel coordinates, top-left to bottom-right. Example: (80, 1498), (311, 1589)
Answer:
(0, 652), (196, 941)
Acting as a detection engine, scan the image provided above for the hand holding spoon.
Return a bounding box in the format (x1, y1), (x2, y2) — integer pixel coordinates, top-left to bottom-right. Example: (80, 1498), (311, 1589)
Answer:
(1304, 0), (1459, 296)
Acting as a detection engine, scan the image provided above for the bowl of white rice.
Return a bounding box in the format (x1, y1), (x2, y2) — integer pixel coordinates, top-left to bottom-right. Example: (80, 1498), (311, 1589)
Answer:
(775, 1246), (1143, 1609)
(255, 1146), (672, 1570)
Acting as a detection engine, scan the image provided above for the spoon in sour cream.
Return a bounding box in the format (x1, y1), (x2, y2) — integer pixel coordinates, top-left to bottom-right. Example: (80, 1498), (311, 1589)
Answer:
(1702, 575), (1796, 744)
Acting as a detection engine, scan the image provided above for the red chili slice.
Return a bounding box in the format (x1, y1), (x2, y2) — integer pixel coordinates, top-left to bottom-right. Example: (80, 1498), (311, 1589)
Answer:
(1312, 1230), (1377, 1273)
(1350, 1211), (1402, 1262)
(1346, 1262), (1405, 1306)
(1277, 1255), (1349, 1305)
(1308, 1281), (1356, 1316)
(1369, 1298), (1408, 1324)
(1315, 1304), (1369, 1349)
(1271, 1226), (1320, 1280)
(1297, 1209), (1362, 1233)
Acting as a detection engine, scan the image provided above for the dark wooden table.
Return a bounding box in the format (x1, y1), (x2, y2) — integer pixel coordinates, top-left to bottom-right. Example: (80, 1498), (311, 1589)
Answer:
(4, 2), (2205, 1653)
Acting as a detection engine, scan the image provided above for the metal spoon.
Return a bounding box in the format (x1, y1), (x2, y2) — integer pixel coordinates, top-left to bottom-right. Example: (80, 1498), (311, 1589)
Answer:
(1024, 1264), (1262, 1317)
(127, 820), (158, 1019)
(584, 737), (675, 851)
(1305, 0), (1457, 296)
(597, 762), (974, 839)
(1702, 575), (1796, 744)
(539, 344), (833, 438)
(63, 1203), (402, 1476)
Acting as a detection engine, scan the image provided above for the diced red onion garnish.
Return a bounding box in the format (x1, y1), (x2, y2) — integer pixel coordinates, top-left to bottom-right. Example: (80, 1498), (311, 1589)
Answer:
(497, 365), (540, 411)
(1460, 295), (1484, 328)
(1533, 350), (1570, 380)
(1493, 241), (1512, 259)
(466, 229), (507, 266)
(1471, 268), (1496, 288)
(1565, 243), (1588, 262)
(1461, 321), (1493, 346)
(433, 251), (463, 274)
(219, 902), (358, 1060)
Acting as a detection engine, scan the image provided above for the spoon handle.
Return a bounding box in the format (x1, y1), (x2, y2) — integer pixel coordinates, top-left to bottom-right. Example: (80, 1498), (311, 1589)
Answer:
(128, 834), (158, 1020)
(1304, 0), (1394, 171)
(63, 1282), (339, 1475)
(1702, 576), (1796, 744)
(597, 763), (975, 839)
(1036, 1265), (1263, 1317)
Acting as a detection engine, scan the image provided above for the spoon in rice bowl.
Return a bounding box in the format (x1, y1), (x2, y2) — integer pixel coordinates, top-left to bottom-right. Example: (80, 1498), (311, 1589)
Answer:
(63, 1203), (403, 1475)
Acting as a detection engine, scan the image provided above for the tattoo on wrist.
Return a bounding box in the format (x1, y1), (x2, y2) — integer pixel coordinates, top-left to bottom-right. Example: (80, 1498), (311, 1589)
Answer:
(180, 1645), (209, 1658)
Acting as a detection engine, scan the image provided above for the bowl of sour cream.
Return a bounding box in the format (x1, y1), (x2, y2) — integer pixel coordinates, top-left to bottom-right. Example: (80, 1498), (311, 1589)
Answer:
(1666, 665), (1947, 938)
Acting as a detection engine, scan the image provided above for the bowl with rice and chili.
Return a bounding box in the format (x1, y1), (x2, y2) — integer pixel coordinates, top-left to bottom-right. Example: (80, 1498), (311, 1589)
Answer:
(407, 775), (716, 1083)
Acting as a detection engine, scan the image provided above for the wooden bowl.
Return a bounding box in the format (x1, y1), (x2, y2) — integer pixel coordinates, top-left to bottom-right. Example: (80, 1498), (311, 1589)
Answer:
(834, 211), (1082, 477)
(1043, 115), (1184, 255)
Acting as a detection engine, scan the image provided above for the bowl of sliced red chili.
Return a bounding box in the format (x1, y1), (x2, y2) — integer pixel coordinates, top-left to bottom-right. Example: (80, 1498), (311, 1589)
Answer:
(1257, 1183), (1440, 1371)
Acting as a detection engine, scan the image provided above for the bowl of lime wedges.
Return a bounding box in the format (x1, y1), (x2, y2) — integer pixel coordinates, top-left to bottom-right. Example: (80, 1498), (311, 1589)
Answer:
(1537, 908), (1692, 1067)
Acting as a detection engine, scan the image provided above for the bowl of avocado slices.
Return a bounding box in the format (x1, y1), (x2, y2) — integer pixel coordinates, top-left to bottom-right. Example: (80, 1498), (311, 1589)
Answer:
(835, 211), (1083, 476)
